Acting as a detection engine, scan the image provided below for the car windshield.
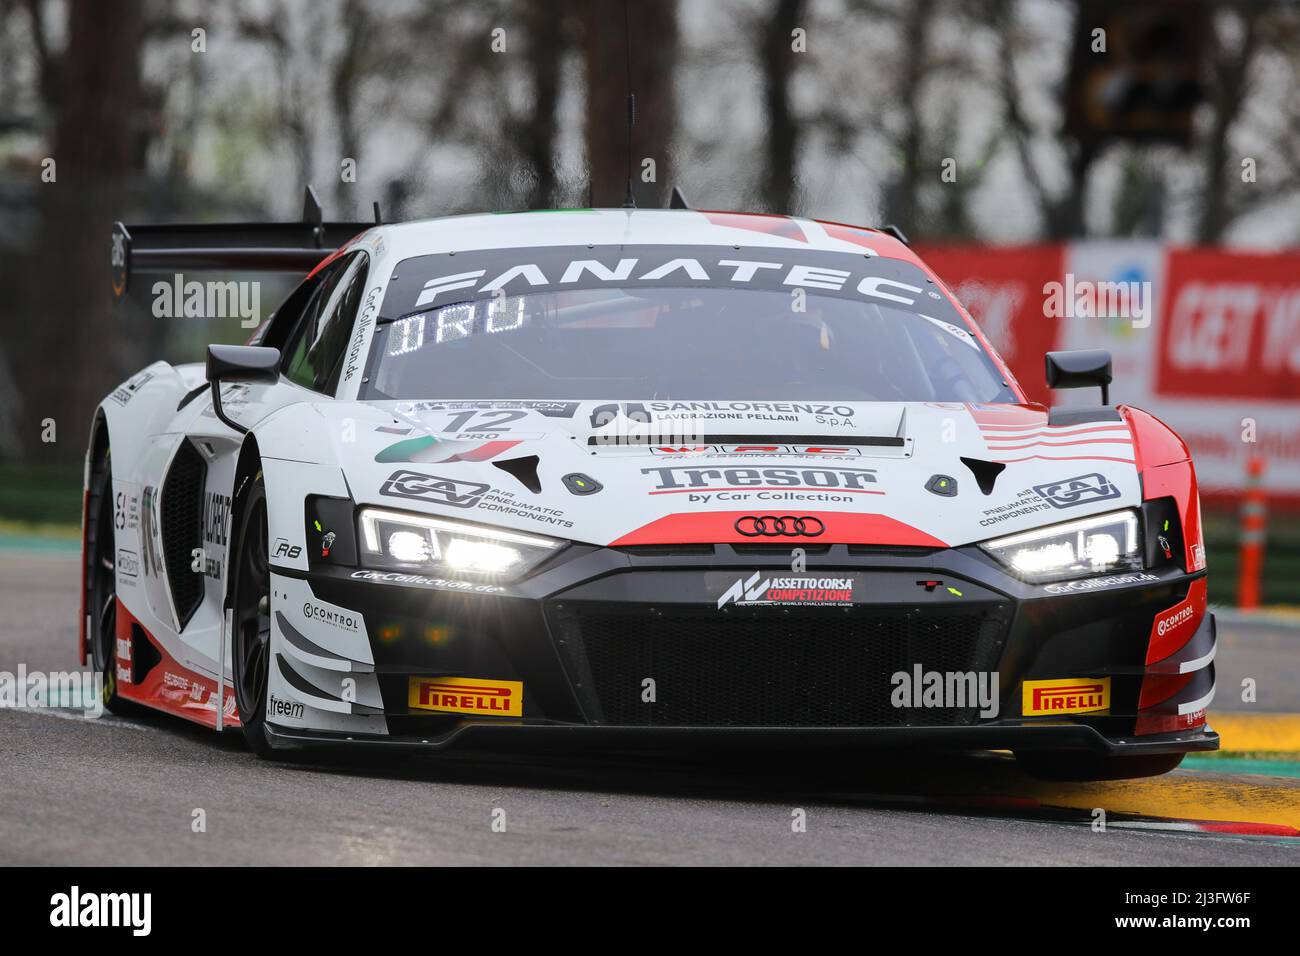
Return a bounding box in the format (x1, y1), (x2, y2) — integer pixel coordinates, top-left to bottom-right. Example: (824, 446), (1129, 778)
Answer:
(362, 245), (1014, 403)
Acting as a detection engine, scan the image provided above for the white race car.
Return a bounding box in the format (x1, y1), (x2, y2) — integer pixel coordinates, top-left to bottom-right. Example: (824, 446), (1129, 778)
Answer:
(83, 195), (1216, 779)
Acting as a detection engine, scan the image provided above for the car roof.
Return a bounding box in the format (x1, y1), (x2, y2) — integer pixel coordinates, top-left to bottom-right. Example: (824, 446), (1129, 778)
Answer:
(372, 208), (924, 266)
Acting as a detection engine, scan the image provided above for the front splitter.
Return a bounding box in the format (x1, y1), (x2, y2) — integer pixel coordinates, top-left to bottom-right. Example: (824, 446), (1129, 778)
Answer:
(265, 720), (1220, 758)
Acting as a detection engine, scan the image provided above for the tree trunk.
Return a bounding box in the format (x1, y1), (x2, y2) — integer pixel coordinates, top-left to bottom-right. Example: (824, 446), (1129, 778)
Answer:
(582, 0), (677, 208)
(520, 0), (570, 209)
(20, 0), (145, 462)
(756, 0), (807, 213)
(1197, 9), (1260, 244)
(885, 0), (931, 230)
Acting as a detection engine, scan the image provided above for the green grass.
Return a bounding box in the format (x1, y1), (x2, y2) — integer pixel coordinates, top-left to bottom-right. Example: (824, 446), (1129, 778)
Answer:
(0, 463), (83, 526)
(1182, 753), (1300, 778)
(1203, 508), (1300, 607)
(0, 518), (80, 538)
(1183, 750), (1300, 762)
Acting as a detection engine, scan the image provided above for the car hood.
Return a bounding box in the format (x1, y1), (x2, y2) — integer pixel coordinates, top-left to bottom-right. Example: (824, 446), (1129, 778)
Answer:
(321, 399), (1141, 548)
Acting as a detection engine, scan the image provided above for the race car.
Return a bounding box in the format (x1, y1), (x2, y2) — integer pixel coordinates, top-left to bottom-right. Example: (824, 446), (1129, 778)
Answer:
(83, 191), (1217, 779)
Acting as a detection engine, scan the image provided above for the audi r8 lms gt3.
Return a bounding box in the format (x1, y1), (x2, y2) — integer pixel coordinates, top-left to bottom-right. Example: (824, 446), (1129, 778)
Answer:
(83, 200), (1217, 779)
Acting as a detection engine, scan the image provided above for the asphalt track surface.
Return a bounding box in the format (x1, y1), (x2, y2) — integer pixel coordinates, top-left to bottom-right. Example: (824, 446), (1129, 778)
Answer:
(2, 549), (1298, 866)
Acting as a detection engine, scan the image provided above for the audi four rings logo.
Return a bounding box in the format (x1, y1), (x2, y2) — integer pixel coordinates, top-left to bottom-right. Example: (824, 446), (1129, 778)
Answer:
(734, 515), (825, 537)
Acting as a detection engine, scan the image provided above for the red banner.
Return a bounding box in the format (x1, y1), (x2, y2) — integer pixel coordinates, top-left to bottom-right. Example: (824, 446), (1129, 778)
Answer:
(1157, 249), (1300, 400)
(915, 245), (1065, 406)
(914, 242), (1300, 502)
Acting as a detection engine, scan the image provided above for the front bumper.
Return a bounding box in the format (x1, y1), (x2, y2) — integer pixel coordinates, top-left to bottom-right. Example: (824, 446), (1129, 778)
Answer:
(264, 535), (1218, 758)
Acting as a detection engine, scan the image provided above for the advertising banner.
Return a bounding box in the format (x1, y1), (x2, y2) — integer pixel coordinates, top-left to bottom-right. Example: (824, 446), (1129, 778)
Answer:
(920, 242), (1300, 503)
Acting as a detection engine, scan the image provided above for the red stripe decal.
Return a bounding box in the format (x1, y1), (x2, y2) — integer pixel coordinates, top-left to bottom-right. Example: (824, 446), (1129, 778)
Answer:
(992, 454), (1137, 465)
(611, 511), (946, 547)
(700, 211), (807, 243)
(987, 438), (1134, 451)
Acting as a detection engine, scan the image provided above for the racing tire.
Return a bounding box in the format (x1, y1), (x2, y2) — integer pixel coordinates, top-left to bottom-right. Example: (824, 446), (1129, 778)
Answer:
(230, 470), (277, 759)
(1015, 750), (1185, 781)
(87, 445), (142, 717)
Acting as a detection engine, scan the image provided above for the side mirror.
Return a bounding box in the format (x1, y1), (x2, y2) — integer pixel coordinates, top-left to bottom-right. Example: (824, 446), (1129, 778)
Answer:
(206, 344), (280, 433)
(1045, 349), (1112, 406)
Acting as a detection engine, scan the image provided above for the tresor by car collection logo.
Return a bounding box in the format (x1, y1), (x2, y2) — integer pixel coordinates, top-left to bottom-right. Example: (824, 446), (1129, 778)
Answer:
(734, 515), (825, 537)
(642, 465), (879, 491)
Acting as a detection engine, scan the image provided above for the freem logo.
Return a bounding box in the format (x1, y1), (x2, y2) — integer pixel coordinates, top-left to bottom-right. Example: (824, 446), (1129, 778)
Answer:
(1022, 677), (1111, 716)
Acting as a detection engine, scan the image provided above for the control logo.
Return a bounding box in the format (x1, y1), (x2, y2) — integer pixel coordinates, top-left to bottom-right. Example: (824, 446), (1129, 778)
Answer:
(1033, 472), (1120, 509)
(717, 570), (854, 608)
(302, 602), (358, 632)
(380, 469), (489, 508)
(1022, 677), (1111, 716)
(408, 676), (523, 717)
(1156, 603), (1196, 637)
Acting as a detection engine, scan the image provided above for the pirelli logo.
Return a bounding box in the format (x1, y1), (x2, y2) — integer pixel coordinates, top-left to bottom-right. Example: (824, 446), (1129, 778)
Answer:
(1022, 677), (1111, 716)
(408, 676), (523, 717)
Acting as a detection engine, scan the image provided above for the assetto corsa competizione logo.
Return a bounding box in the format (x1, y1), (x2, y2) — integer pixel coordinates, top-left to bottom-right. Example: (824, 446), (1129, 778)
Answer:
(717, 571), (854, 608)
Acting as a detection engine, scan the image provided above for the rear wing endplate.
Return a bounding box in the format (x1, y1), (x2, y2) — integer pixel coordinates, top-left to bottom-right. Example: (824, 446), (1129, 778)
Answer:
(111, 186), (378, 300)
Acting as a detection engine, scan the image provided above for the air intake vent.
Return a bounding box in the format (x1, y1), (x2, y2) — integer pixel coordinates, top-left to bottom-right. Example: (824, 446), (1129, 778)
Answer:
(162, 439), (207, 630)
(548, 601), (1010, 728)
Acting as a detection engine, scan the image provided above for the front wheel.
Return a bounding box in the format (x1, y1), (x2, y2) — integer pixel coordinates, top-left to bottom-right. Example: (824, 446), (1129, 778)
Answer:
(1015, 750), (1185, 781)
(230, 471), (276, 758)
(87, 445), (140, 716)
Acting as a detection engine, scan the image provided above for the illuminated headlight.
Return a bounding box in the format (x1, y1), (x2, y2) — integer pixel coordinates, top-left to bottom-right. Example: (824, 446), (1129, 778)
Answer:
(358, 508), (562, 579)
(980, 509), (1141, 583)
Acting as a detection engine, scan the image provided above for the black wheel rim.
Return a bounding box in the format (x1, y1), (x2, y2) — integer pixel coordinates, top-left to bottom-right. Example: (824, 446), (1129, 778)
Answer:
(233, 494), (270, 720)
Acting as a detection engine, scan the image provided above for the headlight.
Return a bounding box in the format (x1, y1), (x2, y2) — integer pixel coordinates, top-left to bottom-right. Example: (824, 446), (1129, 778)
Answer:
(358, 507), (563, 580)
(980, 509), (1141, 583)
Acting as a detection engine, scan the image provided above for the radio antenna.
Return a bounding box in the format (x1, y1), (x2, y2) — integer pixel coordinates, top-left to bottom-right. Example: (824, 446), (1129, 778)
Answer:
(622, 0), (636, 209)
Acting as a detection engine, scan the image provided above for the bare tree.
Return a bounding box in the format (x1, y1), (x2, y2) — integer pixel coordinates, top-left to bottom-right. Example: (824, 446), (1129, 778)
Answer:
(581, 0), (677, 208)
(756, 0), (807, 213)
(882, 0), (933, 230)
(331, 0), (379, 214)
(20, 0), (61, 110)
(988, 0), (1099, 239)
(517, 0), (572, 209)
(1188, 5), (1300, 243)
(1196, 6), (1260, 243)
(18, 0), (147, 462)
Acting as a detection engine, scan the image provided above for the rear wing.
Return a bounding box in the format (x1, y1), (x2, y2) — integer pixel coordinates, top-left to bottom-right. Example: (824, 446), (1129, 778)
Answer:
(111, 187), (378, 300)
